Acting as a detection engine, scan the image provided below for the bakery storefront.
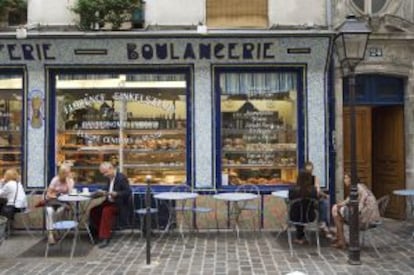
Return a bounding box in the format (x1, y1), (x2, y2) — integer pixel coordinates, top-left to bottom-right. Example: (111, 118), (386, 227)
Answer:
(0, 33), (332, 229)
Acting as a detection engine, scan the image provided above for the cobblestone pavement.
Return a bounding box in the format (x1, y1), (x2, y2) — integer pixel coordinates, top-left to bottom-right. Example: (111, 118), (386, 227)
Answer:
(1, 219), (414, 275)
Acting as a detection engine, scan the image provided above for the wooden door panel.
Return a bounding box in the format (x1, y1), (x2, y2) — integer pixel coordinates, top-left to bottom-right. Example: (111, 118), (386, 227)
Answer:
(343, 106), (372, 191)
(373, 106), (405, 219)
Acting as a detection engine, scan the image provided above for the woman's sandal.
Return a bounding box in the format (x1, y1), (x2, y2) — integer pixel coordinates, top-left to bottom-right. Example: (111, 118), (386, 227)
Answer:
(331, 242), (346, 249)
(293, 238), (308, 245)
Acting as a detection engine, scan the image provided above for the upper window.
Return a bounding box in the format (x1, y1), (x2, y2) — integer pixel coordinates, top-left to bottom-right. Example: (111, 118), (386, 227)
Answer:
(0, 0), (27, 27)
(206, 0), (268, 28)
(351, 0), (388, 14)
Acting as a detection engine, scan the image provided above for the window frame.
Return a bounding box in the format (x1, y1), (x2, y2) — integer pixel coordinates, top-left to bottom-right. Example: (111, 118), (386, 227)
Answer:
(213, 64), (306, 191)
(0, 67), (26, 187)
(47, 65), (194, 190)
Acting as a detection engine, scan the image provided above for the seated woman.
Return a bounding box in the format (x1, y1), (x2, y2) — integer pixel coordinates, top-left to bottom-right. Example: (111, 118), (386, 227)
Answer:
(45, 164), (74, 244)
(0, 169), (27, 223)
(331, 173), (380, 249)
(288, 170), (318, 244)
(304, 161), (331, 238)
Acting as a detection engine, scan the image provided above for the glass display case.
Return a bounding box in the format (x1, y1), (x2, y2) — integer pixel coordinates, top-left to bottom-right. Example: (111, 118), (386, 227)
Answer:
(219, 70), (298, 185)
(0, 74), (23, 178)
(55, 73), (188, 185)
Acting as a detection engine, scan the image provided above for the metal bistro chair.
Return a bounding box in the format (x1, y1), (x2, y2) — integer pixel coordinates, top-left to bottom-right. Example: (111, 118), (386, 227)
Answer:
(360, 194), (390, 257)
(287, 198), (320, 256)
(7, 190), (37, 238)
(45, 219), (79, 259)
(133, 191), (160, 238)
(170, 185), (195, 233)
(0, 216), (7, 246)
(235, 184), (261, 232)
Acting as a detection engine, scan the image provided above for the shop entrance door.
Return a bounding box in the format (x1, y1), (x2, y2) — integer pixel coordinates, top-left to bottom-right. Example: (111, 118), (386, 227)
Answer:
(343, 105), (405, 219)
(372, 106), (405, 219)
(343, 106), (372, 195)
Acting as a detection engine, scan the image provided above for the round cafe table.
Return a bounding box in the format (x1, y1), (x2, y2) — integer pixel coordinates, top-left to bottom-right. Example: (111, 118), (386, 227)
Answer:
(393, 189), (414, 238)
(154, 192), (199, 239)
(58, 193), (95, 244)
(213, 192), (258, 239)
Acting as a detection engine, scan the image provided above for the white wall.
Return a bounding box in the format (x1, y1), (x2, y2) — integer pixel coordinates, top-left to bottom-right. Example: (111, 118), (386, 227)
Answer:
(145, 0), (205, 26)
(269, 0), (326, 27)
(28, 0), (76, 26)
(27, 0), (327, 28)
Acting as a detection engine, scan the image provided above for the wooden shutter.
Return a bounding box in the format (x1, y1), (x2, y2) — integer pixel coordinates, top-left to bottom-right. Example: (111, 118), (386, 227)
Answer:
(207, 0), (268, 28)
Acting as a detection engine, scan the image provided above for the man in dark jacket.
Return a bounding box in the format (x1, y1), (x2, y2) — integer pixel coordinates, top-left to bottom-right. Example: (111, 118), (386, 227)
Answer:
(90, 162), (131, 248)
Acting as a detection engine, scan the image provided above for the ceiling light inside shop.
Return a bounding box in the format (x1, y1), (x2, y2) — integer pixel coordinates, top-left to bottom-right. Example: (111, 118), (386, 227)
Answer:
(56, 78), (186, 89)
(0, 78), (22, 89)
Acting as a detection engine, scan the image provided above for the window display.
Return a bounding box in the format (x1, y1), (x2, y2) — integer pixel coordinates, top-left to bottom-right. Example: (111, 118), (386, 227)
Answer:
(0, 74), (23, 178)
(219, 70), (298, 185)
(55, 72), (189, 185)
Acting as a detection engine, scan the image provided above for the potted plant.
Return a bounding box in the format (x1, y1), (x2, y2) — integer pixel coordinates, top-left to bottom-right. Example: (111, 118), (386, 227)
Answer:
(72, 0), (142, 30)
(71, 0), (103, 30)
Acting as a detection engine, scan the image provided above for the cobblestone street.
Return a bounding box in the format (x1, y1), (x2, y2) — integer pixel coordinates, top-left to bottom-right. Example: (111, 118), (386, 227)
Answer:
(1, 219), (414, 275)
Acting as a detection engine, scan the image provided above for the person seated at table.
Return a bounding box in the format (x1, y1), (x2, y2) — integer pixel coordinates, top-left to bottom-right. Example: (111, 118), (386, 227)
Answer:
(89, 162), (131, 248)
(0, 169), (27, 227)
(304, 161), (332, 238)
(331, 173), (380, 249)
(45, 164), (74, 244)
(288, 170), (318, 244)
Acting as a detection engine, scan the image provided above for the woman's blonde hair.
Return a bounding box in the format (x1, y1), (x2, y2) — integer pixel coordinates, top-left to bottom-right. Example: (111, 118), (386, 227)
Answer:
(58, 164), (72, 178)
(3, 169), (19, 182)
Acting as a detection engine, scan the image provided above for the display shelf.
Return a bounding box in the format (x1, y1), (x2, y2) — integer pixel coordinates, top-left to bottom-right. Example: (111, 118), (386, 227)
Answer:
(223, 148), (296, 154)
(60, 129), (184, 135)
(223, 164), (296, 169)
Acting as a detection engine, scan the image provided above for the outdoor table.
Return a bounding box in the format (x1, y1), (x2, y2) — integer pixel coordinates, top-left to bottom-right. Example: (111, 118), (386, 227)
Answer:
(213, 192), (258, 239)
(154, 192), (198, 239)
(58, 193), (95, 244)
(393, 189), (414, 238)
(271, 190), (289, 200)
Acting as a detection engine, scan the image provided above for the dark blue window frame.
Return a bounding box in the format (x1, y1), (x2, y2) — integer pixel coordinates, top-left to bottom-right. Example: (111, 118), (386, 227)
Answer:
(213, 65), (306, 193)
(343, 74), (404, 106)
(47, 66), (193, 193)
(0, 67), (26, 187)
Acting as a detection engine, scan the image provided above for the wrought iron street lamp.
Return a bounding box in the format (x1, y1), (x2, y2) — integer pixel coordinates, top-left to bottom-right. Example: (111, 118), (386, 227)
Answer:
(334, 15), (371, 265)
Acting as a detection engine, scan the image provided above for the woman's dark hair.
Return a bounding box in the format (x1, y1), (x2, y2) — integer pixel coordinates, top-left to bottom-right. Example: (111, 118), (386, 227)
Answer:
(296, 170), (314, 198)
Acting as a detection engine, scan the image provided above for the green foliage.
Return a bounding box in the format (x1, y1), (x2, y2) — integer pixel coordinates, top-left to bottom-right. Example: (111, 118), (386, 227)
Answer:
(0, 0), (26, 11)
(72, 0), (141, 30)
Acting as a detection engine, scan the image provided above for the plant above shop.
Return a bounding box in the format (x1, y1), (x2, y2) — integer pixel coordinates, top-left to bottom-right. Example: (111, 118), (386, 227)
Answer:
(0, 0), (27, 27)
(72, 0), (143, 31)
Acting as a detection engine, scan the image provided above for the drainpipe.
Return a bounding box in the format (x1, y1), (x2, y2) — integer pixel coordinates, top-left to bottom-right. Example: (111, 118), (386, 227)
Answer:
(326, 0), (333, 30)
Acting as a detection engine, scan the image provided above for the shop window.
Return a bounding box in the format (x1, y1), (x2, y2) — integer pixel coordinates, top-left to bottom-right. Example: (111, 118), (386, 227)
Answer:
(206, 0), (268, 28)
(0, 74), (23, 180)
(54, 71), (189, 185)
(218, 70), (299, 186)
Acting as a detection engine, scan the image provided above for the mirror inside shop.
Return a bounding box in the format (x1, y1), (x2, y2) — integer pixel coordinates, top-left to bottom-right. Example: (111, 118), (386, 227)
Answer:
(0, 75), (23, 178)
(220, 71), (298, 185)
(56, 73), (187, 185)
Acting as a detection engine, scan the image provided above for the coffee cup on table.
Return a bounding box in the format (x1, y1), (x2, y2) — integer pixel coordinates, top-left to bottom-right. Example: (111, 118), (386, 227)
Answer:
(82, 187), (89, 194)
(70, 189), (78, 195)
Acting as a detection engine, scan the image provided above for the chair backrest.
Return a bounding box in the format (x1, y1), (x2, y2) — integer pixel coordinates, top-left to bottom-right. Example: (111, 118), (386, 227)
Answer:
(288, 198), (319, 225)
(376, 195), (390, 217)
(235, 184), (260, 195)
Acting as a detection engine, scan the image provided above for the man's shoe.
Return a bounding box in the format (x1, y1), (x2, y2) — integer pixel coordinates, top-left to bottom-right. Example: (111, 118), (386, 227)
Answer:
(98, 239), (110, 249)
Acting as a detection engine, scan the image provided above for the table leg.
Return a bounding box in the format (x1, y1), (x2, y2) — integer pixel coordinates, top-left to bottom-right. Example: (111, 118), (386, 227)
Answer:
(77, 201), (94, 244)
(231, 202), (242, 240)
